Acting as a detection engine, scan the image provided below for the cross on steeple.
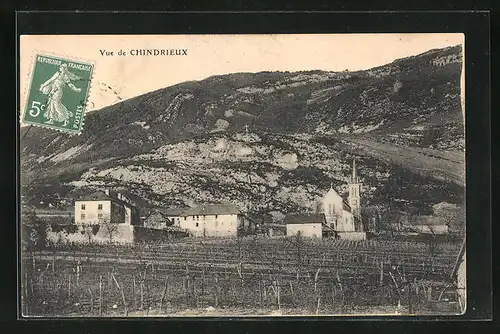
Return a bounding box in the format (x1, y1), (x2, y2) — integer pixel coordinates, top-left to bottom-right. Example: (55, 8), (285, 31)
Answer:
(244, 124), (249, 133)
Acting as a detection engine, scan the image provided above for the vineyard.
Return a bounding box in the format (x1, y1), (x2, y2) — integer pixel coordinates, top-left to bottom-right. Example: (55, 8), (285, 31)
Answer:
(21, 236), (463, 317)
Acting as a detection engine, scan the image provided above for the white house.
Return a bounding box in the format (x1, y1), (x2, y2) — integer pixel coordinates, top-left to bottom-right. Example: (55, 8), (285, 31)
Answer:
(74, 189), (139, 225)
(284, 213), (326, 239)
(179, 204), (248, 237)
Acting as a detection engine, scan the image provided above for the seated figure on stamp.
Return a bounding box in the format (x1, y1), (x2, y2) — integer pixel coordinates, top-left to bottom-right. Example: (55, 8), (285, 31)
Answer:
(39, 63), (82, 126)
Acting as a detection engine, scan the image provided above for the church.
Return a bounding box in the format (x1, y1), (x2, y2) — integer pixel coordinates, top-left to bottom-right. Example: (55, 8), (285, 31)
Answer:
(285, 160), (367, 240)
(318, 159), (366, 240)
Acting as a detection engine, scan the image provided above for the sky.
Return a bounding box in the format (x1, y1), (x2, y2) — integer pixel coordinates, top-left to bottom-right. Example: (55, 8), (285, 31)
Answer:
(20, 33), (464, 113)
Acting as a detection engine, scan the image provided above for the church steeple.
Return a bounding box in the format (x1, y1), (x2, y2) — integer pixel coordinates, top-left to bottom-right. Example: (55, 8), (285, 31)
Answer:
(352, 159), (358, 183)
(348, 159), (362, 230)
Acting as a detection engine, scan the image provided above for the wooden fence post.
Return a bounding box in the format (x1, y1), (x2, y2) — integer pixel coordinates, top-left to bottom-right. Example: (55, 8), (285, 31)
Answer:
(88, 288), (94, 314)
(277, 281), (281, 313)
(408, 283), (413, 314)
(201, 269), (205, 296)
(99, 275), (103, 316)
(379, 261), (384, 287)
(184, 275), (189, 308)
(258, 279), (263, 307)
(132, 275), (137, 310)
(159, 275), (168, 313)
(24, 271), (29, 315)
(314, 268), (320, 294)
(140, 280), (144, 310)
(68, 274), (72, 299)
(331, 282), (336, 312)
(112, 274), (128, 316)
(192, 275), (197, 308)
(77, 261), (82, 287)
(214, 274), (219, 308)
(389, 271), (402, 304)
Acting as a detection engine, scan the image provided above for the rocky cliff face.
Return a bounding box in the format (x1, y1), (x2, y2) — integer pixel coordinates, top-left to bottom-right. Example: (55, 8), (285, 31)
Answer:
(21, 45), (465, 221)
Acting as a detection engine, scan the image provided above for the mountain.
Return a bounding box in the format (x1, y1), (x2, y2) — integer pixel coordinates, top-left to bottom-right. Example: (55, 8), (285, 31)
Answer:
(20, 45), (465, 223)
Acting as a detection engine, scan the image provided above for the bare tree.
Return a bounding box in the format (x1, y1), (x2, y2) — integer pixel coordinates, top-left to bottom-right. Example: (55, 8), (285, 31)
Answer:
(82, 224), (95, 245)
(100, 215), (119, 244)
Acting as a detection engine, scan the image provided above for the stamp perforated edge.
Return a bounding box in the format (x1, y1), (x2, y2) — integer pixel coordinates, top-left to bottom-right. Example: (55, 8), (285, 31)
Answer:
(20, 50), (96, 136)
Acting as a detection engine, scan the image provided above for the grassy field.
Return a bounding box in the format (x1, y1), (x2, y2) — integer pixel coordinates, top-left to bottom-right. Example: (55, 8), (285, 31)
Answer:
(21, 236), (463, 317)
(341, 136), (464, 186)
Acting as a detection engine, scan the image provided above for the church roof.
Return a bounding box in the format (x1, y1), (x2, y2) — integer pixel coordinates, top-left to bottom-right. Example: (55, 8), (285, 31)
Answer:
(322, 187), (352, 213)
(342, 200), (352, 212)
(323, 187), (341, 198)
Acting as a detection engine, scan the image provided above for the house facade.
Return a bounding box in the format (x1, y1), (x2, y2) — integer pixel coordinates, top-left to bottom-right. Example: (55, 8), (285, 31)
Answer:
(74, 190), (139, 225)
(284, 213), (326, 239)
(179, 204), (247, 237)
(321, 188), (355, 232)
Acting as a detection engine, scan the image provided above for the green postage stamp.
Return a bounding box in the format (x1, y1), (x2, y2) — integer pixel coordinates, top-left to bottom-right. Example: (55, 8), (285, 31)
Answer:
(22, 54), (94, 134)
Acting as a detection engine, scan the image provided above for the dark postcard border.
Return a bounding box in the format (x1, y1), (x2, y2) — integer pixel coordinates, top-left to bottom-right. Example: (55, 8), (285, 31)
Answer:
(11, 11), (491, 326)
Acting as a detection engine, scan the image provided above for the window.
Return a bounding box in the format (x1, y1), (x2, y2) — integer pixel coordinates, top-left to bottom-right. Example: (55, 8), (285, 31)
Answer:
(196, 215), (199, 221)
(81, 204), (86, 210)
(328, 204), (332, 215)
(195, 222), (199, 227)
(215, 215), (218, 219)
(215, 221), (218, 228)
(184, 217), (187, 220)
(203, 215), (206, 220)
(81, 214), (86, 220)
(98, 213), (103, 219)
(98, 204), (103, 210)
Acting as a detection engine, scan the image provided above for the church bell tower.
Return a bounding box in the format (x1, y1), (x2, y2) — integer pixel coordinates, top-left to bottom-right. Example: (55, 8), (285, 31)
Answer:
(348, 159), (361, 227)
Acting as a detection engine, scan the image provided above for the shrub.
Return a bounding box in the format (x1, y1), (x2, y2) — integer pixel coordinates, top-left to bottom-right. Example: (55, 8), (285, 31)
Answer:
(22, 212), (49, 251)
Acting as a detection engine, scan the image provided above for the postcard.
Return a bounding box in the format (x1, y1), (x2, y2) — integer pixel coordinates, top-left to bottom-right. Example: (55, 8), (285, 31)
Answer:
(19, 33), (465, 317)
